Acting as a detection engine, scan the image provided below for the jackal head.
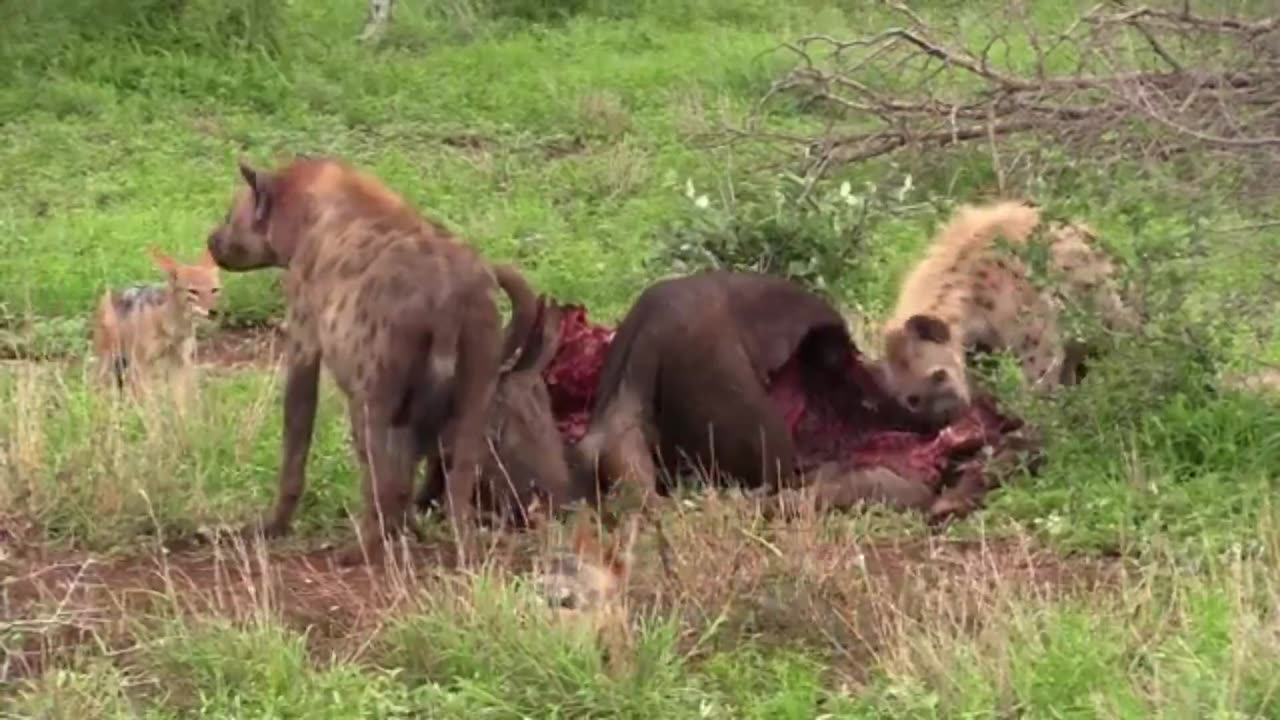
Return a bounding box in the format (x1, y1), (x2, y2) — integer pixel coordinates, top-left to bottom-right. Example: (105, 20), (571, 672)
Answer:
(151, 246), (222, 320)
(535, 513), (638, 619)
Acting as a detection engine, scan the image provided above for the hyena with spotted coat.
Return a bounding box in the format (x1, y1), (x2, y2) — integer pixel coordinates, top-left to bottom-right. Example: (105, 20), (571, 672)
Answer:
(879, 199), (1140, 428)
(91, 246), (222, 395)
(205, 155), (538, 565)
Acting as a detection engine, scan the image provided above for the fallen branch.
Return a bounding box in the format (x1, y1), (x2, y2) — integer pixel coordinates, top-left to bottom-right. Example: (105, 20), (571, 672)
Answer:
(736, 2), (1280, 192)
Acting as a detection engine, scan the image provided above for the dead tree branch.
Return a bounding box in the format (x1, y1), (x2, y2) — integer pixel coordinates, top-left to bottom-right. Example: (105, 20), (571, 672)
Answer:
(736, 2), (1280, 194)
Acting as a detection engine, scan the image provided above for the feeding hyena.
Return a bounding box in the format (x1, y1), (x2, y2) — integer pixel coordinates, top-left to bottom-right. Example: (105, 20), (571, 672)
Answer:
(205, 154), (539, 565)
(878, 199), (1141, 429)
(416, 295), (579, 529)
(90, 246), (222, 401)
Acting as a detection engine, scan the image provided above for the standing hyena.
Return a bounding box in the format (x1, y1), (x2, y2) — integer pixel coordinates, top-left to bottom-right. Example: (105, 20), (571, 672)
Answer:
(90, 246), (222, 398)
(205, 155), (539, 565)
(878, 199), (1140, 428)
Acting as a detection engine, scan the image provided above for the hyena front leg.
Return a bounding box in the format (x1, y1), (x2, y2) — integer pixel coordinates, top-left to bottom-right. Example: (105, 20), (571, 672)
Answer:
(245, 349), (321, 540)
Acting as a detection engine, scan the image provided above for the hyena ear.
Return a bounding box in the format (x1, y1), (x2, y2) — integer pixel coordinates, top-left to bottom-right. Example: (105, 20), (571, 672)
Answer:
(905, 314), (951, 345)
(529, 297), (566, 374)
(149, 246), (179, 277)
(238, 158), (274, 227)
(511, 295), (565, 376)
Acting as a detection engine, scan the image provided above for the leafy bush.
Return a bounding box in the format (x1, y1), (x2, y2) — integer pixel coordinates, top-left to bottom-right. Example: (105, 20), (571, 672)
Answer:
(649, 170), (921, 296)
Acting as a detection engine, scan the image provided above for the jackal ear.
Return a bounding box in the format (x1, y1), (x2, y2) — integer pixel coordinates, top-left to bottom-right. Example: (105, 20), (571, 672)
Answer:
(570, 509), (604, 560)
(238, 159), (274, 227)
(198, 248), (218, 268)
(604, 515), (640, 582)
(149, 246), (178, 277)
(904, 314), (951, 345)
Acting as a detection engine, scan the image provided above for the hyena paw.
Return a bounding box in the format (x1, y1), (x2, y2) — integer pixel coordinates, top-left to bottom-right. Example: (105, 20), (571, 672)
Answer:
(239, 517), (291, 542)
(336, 538), (384, 567)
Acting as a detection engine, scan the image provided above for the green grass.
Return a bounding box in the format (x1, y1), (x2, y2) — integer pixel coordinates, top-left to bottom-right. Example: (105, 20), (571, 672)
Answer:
(3, 0), (1280, 715)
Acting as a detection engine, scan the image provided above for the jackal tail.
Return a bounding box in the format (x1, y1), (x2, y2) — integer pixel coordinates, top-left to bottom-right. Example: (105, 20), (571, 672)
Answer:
(90, 290), (127, 389)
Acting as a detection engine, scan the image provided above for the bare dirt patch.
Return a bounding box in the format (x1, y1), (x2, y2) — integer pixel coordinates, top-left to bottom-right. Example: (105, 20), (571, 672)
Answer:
(197, 325), (285, 370)
(1, 509), (1125, 685)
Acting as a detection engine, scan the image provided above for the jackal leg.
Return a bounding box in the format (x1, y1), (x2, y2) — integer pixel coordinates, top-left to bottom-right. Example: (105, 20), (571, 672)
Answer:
(171, 335), (198, 417)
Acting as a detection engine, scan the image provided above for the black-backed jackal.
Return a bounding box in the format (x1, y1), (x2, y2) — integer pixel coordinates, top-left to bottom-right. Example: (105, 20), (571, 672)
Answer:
(533, 513), (639, 674)
(90, 246), (222, 395)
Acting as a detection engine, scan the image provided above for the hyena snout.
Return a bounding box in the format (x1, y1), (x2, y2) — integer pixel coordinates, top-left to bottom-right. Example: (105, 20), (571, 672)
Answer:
(903, 367), (970, 428)
(206, 226), (274, 271)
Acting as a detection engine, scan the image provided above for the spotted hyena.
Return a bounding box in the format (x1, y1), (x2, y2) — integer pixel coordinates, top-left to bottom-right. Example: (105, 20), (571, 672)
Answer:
(90, 246), (222, 396)
(878, 199), (1140, 428)
(205, 155), (539, 565)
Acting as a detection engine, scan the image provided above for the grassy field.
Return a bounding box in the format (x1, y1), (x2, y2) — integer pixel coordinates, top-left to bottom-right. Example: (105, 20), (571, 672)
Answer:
(3, 0), (1280, 716)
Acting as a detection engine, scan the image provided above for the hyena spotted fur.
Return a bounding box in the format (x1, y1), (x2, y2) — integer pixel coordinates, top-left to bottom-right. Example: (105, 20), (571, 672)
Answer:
(205, 155), (539, 565)
(879, 199), (1140, 428)
(90, 246), (222, 394)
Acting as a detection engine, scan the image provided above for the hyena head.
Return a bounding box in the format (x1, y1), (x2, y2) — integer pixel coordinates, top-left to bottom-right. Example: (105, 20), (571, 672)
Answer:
(206, 161), (286, 271)
(489, 297), (575, 513)
(151, 246), (222, 320)
(535, 514), (637, 619)
(881, 313), (970, 428)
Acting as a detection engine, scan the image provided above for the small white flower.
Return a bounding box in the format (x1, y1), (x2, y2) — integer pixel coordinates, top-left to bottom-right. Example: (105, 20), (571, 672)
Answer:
(896, 174), (914, 201)
(839, 180), (852, 197)
(694, 194), (709, 209)
(684, 178), (696, 199)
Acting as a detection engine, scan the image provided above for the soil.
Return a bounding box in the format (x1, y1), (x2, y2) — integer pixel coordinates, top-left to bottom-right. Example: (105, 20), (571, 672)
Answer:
(197, 325), (285, 369)
(0, 317), (1085, 685)
(0, 518), (1124, 685)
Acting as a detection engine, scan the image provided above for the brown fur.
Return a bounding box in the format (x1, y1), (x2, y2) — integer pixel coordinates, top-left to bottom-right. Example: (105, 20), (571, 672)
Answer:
(415, 296), (578, 527)
(1221, 368), (1280, 397)
(573, 270), (884, 511)
(533, 511), (638, 674)
(881, 199), (1140, 428)
(758, 414), (1044, 525)
(90, 246), (222, 396)
(205, 155), (539, 565)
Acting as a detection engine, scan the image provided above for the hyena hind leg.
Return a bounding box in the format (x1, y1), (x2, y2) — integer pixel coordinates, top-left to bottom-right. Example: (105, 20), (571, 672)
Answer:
(341, 401), (423, 567)
(438, 302), (505, 556)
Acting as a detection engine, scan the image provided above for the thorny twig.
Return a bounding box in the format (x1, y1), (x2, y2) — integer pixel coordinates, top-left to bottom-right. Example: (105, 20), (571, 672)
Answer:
(735, 2), (1280, 195)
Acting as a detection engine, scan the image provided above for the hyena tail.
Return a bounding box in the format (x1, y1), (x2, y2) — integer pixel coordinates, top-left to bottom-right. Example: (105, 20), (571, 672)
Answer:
(491, 263), (540, 371)
(934, 199), (1045, 258)
(90, 290), (127, 390)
